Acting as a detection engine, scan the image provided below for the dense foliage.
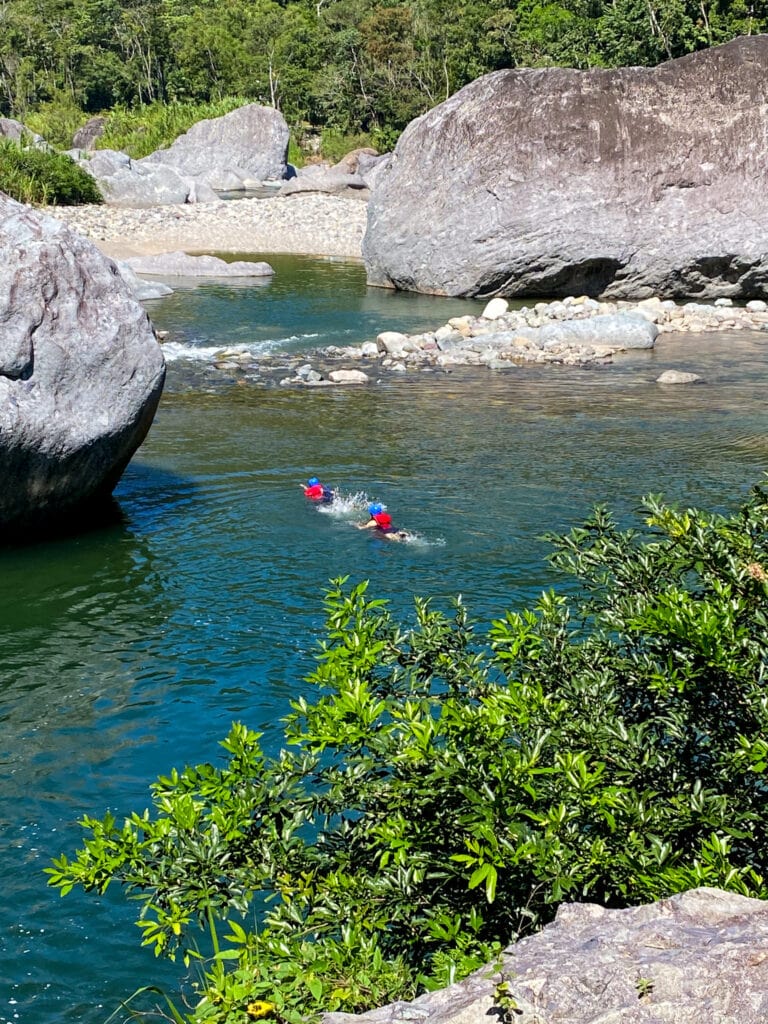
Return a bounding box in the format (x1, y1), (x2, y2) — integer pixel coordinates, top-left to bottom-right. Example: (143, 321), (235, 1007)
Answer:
(2, 0), (767, 147)
(48, 487), (768, 1023)
(0, 138), (103, 204)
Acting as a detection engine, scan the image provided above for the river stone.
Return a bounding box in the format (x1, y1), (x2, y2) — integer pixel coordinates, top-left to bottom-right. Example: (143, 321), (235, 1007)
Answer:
(377, 331), (411, 356)
(279, 170), (369, 197)
(0, 193), (165, 534)
(492, 313), (657, 352)
(72, 115), (107, 151)
(364, 37), (768, 301)
(656, 369), (702, 384)
(322, 888), (768, 1024)
(123, 251), (274, 277)
(141, 103), (290, 188)
(481, 298), (509, 320)
(328, 369), (370, 384)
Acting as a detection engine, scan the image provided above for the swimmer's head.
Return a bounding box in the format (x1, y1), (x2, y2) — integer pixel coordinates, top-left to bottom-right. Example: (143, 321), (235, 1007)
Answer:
(368, 503), (383, 515)
(307, 477), (320, 486)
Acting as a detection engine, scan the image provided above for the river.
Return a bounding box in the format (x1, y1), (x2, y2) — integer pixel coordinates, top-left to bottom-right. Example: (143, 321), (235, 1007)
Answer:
(3, 256), (768, 1023)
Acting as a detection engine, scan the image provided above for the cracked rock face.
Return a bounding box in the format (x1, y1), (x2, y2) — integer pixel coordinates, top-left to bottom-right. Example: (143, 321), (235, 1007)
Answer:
(0, 192), (165, 535)
(363, 37), (768, 301)
(323, 888), (768, 1024)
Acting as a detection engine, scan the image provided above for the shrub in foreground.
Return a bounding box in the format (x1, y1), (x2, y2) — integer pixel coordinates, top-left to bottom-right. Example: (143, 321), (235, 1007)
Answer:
(48, 487), (768, 1023)
(0, 139), (103, 205)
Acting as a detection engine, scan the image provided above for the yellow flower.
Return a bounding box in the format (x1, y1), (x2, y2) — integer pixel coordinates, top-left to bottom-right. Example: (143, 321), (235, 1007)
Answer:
(246, 1000), (276, 1019)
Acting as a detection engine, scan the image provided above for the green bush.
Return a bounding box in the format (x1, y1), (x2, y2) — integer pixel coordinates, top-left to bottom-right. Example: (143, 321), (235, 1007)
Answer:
(317, 128), (381, 164)
(24, 93), (86, 149)
(0, 139), (103, 205)
(48, 486), (768, 1023)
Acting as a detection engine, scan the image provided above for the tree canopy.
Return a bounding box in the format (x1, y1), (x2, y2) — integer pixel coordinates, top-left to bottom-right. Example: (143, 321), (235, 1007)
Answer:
(2, 0), (767, 144)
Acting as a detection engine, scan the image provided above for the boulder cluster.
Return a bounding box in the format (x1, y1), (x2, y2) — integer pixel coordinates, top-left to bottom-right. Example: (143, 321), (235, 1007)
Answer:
(68, 104), (290, 206)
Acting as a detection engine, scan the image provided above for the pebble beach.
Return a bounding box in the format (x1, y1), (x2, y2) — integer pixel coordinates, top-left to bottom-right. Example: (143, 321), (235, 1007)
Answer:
(51, 192), (369, 260)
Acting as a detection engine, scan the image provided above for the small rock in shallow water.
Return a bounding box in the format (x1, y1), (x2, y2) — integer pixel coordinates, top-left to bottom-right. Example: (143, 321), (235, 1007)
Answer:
(656, 369), (702, 384)
(328, 369), (369, 384)
(481, 297), (509, 320)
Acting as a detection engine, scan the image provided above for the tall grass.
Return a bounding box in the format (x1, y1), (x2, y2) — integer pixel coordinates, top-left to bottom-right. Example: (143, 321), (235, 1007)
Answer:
(0, 138), (103, 205)
(99, 97), (252, 158)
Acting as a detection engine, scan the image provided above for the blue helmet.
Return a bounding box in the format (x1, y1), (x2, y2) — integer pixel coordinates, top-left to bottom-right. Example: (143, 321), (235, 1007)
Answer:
(368, 503), (383, 515)
(308, 477), (320, 486)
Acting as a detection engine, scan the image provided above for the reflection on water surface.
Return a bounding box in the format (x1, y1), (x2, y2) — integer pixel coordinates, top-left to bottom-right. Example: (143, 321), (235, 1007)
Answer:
(2, 256), (768, 1023)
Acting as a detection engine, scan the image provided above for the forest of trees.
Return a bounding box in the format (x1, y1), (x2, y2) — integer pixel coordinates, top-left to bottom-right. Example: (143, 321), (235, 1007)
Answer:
(2, 0), (766, 148)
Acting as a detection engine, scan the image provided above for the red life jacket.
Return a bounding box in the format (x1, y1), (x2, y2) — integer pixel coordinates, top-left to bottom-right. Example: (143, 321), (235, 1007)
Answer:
(304, 484), (324, 500)
(373, 512), (393, 529)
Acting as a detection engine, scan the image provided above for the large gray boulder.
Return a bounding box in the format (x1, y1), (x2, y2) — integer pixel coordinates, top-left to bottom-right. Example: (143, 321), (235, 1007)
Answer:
(0, 193), (165, 535)
(72, 148), (218, 206)
(72, 115), (107, 151)
(142, 103), (290, 190)
(0, 117), (48, 149)
(364, 36), (768, 301)
(323, 888), (768, 1024)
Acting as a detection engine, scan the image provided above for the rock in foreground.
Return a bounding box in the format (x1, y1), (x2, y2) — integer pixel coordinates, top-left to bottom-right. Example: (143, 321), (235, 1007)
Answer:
(323, 888), (768, 1024)
(0, 193), (165, 536)
(364, 36), (768, 301)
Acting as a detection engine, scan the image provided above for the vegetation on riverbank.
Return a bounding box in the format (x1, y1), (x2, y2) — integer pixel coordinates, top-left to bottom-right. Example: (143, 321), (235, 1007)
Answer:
(49, 486), (768, 1023)
(0, 138), (103, 205)
(2, 0), (765, 156)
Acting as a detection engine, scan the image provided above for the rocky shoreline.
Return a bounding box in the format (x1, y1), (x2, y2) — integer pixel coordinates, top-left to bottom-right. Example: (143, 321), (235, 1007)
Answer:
(49, 197), (768, 389)
(204, 294), (768, 388)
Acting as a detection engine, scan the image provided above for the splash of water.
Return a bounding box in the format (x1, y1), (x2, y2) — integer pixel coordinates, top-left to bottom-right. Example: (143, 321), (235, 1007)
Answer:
(316, 491), (370, 519)
(315, 495), (445, 546)
(161, 333), (321, 362)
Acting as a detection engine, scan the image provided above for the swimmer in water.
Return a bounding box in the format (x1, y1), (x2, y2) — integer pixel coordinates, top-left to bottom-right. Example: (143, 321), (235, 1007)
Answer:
(357, 503), (408, 541)
(301, 476), (335, 503)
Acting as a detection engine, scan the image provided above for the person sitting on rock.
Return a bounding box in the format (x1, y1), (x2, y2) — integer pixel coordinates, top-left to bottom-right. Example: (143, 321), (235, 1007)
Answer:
(358, 503), (408, 541)
(302, 476), (335, 503)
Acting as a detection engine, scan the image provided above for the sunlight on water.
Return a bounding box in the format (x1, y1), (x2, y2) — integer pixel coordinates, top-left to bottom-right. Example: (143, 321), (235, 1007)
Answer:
(3, 254), (768, 1024)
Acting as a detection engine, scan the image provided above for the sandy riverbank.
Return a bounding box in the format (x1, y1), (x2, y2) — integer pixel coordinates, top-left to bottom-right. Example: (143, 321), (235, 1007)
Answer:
(50, 193), (369, 260)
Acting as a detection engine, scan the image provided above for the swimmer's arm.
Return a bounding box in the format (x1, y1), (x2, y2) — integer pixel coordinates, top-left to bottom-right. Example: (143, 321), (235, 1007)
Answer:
(357, 520), (377, 529)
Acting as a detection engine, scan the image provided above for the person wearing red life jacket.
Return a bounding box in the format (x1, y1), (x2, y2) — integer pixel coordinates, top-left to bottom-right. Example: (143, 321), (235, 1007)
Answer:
(301, 476), (335, 503)
(358, 503), (408, 541)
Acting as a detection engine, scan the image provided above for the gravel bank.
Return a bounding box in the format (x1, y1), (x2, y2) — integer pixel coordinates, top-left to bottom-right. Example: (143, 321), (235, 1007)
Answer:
(50, 193), (368, 260)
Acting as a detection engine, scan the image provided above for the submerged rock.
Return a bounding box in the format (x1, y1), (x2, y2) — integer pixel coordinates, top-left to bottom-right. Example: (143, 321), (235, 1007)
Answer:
(123, 251), (274, 278)
(657, 369), (702, 384)
(364, 37), (768, 301)
(0, 192), (165, 536)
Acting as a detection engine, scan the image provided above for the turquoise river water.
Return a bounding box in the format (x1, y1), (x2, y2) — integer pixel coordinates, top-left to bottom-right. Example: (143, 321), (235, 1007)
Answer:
(3, 255), (768, 1023)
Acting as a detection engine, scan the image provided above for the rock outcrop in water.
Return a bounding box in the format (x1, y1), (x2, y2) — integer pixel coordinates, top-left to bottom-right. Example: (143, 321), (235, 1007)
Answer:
(322, 888), (768, 1024)
(0, 192), (166, 536)
(363, 36), (768, 301)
